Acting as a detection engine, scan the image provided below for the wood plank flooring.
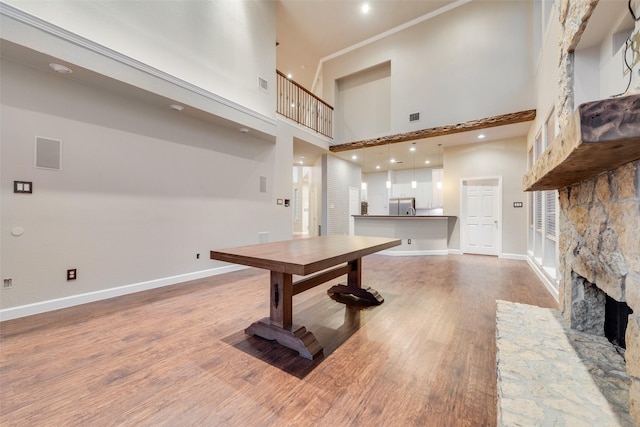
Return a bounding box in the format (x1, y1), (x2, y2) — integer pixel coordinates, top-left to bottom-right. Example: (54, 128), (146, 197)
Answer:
(0, 254), (557, 426)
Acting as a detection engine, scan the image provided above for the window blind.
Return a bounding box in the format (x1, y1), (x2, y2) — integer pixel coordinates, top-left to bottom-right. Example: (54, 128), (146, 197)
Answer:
(545, 190), (556, 238)
(535, 191), (543, 231)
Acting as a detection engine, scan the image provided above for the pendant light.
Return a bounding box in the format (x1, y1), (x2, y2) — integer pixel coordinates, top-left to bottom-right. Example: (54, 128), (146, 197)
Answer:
(386, 143), (391, 189)
(361, 148), (367, 190)
(411, 143), (417, 189)
(436, 144), (443, 189)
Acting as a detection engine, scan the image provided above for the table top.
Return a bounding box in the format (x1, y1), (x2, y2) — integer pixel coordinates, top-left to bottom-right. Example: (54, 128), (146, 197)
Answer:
(210, 235), (401, 276)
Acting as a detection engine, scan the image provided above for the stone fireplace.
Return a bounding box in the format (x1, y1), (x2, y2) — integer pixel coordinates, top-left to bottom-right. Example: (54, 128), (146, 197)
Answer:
(524, 93), (640, 422)
(557, 157), (640, 421)
(521, 0), (640, 420)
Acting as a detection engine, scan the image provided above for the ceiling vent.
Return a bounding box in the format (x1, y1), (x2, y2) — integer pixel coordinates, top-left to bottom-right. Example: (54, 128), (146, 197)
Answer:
(258, 76), (268, 91)
(409, 112), (420, 122)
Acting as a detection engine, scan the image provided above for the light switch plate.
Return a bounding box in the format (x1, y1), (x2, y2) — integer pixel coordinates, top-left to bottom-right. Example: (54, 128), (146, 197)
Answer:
(14, 181), (33, 193)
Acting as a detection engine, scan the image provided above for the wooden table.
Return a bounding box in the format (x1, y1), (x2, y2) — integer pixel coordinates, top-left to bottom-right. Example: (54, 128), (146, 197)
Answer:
(210, 235), (401, 359)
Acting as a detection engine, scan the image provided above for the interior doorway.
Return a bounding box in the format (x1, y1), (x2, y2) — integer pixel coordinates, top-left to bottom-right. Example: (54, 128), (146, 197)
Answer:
(293, 166), (311, 237)
(460, 177), (502, 256)
(293, 165), (321, 237)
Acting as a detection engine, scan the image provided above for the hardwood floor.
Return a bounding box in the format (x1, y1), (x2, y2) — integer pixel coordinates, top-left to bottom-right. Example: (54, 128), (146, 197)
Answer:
(0, 255), (557, 426)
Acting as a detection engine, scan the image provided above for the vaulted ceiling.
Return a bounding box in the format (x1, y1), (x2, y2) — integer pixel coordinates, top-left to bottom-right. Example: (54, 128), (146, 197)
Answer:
(276, 0), (459, 90)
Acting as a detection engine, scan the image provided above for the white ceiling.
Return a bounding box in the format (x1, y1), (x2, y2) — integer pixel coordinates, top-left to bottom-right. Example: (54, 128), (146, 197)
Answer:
(276, 0), (458, 89)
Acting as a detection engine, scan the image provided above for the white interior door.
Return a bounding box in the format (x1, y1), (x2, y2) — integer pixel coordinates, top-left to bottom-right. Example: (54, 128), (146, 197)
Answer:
(462, 178), (501, 256)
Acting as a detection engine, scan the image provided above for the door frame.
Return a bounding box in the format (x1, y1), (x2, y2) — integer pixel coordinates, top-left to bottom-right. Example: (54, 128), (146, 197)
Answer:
(460, 176), (503, 256)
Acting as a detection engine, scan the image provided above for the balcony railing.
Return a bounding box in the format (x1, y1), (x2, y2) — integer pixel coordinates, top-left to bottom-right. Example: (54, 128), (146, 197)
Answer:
(276, 70), (333, 139)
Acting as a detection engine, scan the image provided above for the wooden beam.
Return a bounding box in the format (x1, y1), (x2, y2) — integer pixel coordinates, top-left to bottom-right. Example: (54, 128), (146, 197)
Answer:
(329, 109), (536, 153)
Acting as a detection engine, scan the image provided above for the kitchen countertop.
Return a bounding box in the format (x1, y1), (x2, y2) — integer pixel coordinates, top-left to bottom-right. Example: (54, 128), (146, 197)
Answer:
(353, 215), (454, 219)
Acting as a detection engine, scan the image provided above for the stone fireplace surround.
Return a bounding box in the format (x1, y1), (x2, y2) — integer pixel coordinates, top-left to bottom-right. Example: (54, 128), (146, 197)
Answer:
(523, 92), (640, 422)
(558, 156), (640, 421)
(520, 0), (640, 421)
(498, 91), (640, 425)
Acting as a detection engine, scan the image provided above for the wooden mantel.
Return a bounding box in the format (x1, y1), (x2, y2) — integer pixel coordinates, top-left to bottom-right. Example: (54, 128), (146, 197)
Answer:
(523, 94), (640, 191)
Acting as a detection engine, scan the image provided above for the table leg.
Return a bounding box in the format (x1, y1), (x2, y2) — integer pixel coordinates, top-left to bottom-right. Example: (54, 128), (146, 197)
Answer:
(245, 271), (323, 360)
(327, 258), (384, 305)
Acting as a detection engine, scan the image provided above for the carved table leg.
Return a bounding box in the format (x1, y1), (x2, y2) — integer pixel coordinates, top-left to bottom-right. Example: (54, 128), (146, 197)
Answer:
(245, 271), (323, 360)
(326, 258), (384, 306)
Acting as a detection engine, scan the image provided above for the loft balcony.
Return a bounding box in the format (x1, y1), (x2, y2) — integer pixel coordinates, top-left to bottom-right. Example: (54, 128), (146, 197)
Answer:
(276, 70), (333, 139)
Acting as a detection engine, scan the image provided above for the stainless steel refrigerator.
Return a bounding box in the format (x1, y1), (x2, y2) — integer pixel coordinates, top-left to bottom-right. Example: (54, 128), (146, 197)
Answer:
(388, 197), (415, 215)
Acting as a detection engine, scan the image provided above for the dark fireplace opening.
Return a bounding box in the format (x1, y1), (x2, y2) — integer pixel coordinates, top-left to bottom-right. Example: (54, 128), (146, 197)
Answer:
(570, 272), (633, 349)
(605, 294), (633, 348)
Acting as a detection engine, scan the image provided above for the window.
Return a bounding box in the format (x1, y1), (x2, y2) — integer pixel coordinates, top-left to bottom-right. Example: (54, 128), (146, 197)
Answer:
(535, 191), (543, 232)
(545, 190), (557, 239)
(534, 131), (543, 161)
(545, 107), (556, 148)
(528, 103), (560, 288)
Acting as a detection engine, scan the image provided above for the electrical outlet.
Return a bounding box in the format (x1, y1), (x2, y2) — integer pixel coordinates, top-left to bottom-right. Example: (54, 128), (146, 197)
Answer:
(67, 269), (77, 281)
(3, 278), (12, 289)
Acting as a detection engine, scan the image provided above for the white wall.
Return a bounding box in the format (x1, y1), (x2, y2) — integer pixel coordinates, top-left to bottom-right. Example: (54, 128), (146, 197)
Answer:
(0, 55), (292, 313)
(443, 137), (529, 255)
(0, 1), (277, 139)
(598, 12), (638, 99)
(2, 0), (276, 119)
(322, 0), (534, 142)
(335, 61), (391, 142)
(322, 155), (361, 235)
(362, 172), (389, 215)
(574, 46), (601, 108)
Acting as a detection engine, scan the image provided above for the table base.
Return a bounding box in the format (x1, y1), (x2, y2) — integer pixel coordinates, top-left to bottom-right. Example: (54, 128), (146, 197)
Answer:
(245, 317), (323, 360)
(327, 285), (384, 305)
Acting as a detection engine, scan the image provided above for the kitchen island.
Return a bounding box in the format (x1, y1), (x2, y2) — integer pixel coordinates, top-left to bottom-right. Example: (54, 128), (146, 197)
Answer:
(353, 215), (456, 255)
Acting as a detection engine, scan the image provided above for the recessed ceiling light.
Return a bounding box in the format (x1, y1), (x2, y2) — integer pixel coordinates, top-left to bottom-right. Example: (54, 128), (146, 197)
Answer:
(361, 3), (370, 14)
(169, 104), (184, 111)
(478, 134), (486, 139)
(425, 160), (430, 164)
(409, 146), (416, 152)
(287, 73), (293, 79)
(298, 160), (304, 165)
(390, 158), (396, 163)
(352, 155), (358, 160)
(239, 127), (250, 133)
(376, 165), (380, 169)
(49, 63), (72, 73)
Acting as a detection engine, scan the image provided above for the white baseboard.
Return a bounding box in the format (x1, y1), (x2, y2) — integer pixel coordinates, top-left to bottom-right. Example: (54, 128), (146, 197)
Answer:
(526, 257), (560, 303)
(0, 265), (247, 322)
(448, 249), (463, 255)
(499, 253), (527, 260)
(379, 249), (448, 256)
